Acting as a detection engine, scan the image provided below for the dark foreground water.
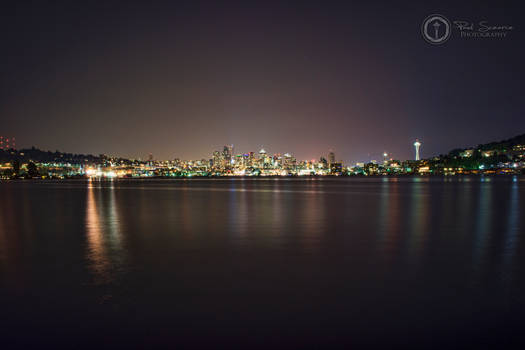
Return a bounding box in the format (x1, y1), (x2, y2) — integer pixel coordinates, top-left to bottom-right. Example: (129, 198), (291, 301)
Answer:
(1, 177), (525, 349)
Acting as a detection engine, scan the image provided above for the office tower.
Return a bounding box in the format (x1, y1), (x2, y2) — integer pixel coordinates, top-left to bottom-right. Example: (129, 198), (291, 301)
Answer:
(328, 151), (335, 166)
(222, 146), (230, 167)
(228, 145), (234, 164)
(213, 151), (221, 168)
(222, 145), (234, 166)
(259, 148), (266, 160)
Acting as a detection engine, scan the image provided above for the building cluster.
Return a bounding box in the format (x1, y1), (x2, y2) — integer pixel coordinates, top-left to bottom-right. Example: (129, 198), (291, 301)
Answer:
(1, 139), (525, 180)
(206, 146), (342, 176)
(0, 146), (344, 179)
(348, 142), (525, 176)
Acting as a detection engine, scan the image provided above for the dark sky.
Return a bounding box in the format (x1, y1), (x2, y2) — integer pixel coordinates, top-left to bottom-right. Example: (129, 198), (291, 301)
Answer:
(2, 1), (524, 163)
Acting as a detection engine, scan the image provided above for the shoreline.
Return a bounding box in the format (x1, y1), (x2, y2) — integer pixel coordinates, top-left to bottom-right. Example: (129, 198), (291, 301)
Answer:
(1, 173), (524, 182)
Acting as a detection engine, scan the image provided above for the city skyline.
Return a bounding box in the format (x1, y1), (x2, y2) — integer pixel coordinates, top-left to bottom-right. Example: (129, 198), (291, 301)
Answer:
(1, 138), (421, 164)
(2, 132), (524, 180)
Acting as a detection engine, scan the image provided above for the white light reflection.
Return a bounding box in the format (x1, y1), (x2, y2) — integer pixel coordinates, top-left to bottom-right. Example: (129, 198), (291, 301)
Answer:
(85, 179), (123, 286)
(501, 177), (520, 305)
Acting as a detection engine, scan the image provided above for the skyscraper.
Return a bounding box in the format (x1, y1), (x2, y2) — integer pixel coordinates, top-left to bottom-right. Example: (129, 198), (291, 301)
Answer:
(328, 151), (335, 166)
(222, 145), (233, 167)
(414, 140), (421, 161)
(259, 148), (269, 167)
(228, 145), (234, 164)
(283, 153), (295, 170)
(212, 151), (221, 168)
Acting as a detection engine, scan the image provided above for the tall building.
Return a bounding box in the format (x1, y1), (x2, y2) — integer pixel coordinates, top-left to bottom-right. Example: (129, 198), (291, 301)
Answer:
(228, 145), (234, 164)
(414, 140), (421, 161)
(222, 145), (233, 167)
(212, 151), (221, 168)
(242, 153), (249, 167)
(283, 153), (295, 170)
(259, 148), (267, 165)
(328, 151), (335, 166)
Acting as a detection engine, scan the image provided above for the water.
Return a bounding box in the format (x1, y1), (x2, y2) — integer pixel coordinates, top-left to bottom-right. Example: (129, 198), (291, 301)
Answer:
(1, 177), (524, 348)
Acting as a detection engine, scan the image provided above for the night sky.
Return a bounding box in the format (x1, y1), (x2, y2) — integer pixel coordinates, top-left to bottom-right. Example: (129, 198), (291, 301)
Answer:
(2, 1), (524, 163)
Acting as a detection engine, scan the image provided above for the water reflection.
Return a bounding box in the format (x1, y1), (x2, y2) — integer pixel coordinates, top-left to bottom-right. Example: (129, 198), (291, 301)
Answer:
(85, 180), (124, 285)
(472, 179), (493, 273)
(377, 178), (401, 261)
(227, 179), (252, 245)
(223, 179), (328, 251)
(377, 178), (390, 245)
(2, 178), (525, 347)
(86, 181), (106, 280)
(503, 178), (520, 265)
(299, 190), (324, 252)
(457, 180), (473, 237)
(407, 182), (429, 263)
(0, 187), (20, 288)
(501, 177), (520, 301)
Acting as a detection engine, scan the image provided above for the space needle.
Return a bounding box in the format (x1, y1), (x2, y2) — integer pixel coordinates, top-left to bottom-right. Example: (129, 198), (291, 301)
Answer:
(414, 140), (421, 161)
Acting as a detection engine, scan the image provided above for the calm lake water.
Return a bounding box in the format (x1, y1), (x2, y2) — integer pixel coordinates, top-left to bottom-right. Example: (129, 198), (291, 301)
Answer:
(1, 177), (524, 348)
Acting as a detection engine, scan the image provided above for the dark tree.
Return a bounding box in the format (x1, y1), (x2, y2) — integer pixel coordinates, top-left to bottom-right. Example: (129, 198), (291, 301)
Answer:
(12, 159), (20, 177)
(27, 161), (39, 178)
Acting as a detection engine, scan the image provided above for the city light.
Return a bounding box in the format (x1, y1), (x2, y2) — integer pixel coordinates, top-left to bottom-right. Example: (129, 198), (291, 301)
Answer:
(1, 137), (525, 179)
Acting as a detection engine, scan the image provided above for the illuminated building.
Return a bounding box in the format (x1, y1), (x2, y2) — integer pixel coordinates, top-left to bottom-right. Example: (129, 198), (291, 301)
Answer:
(259, 148), (267, 167)
(330, 162), (343, 175)
(212, 151), (221, 168)
(0, 136), (15, 150)
(320, 156), (328, 169)
(414, 140), (421, 161)
(328, 151), (335, 166)
(283, 153), (294, 170)
(3, 138), (524, 179)
(222, 145), (233, 167)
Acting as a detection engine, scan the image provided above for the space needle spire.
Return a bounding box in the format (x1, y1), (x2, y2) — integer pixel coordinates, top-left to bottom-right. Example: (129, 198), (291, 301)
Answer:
(414, 140), (421, 161)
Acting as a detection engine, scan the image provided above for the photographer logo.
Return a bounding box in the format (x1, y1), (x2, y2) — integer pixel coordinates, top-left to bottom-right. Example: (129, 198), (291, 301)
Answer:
(421, 14), (451, 45)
